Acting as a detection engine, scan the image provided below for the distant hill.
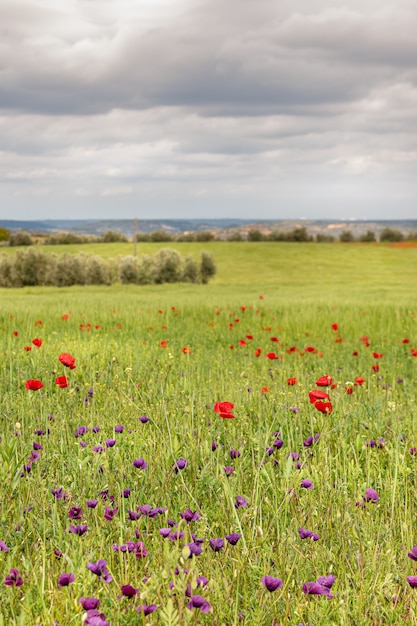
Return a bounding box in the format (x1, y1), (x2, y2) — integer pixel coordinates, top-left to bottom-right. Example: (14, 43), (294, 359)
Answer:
(1, 218), (416, 238)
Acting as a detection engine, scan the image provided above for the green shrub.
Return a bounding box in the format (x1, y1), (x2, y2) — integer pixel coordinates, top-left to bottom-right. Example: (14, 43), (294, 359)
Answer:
(379, 227), (404, 242)
(8, 231), (33, 246)
(359, 230), (376, 242)
(340, 230), (355, 242)
(315, 233), (335, 242)
(247, 229), (265, 241)
(0, 226), (10, 242)
(149, 230), (173, 242)
(100, 230), (129, 243)
(200, 251), (216, 284)
(153, 248), (182, 283)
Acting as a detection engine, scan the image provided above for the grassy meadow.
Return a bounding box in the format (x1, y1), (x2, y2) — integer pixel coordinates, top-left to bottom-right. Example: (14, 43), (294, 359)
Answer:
(0, 242), (417, 625)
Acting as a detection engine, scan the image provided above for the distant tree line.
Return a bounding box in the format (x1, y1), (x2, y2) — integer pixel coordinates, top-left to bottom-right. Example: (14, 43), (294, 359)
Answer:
(1, 226), (416, 246)
(0, 248), (216, 288)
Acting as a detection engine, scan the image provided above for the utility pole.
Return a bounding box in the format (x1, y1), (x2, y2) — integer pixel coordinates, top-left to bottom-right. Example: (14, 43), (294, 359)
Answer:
(133, 216), (138, 257)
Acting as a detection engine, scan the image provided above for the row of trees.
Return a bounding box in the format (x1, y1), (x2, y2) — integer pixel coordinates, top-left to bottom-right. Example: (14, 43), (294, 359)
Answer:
(0, 248), (216, 288)
(1, 226), (416, 247)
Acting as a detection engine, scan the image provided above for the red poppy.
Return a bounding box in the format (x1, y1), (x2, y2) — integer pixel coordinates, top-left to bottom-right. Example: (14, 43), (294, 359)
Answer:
(24, 346), (32, 352)
(402, 338), (410, 344)
(373, 352), (383, 359)
(214, 401), (235, 419)
(239, 339), (247, 347)
(259, 294), (264, 299)
(254, 348), (262, 357)
(287, 377), (298, 386)
(34, 320), (43, 326)
(412, 348), (417, 357)
(25, 379), (44, 391)
(58, 353), (76, 369)
(229, 345), (234, 350)
(270, 337), (279, 343)
(315, 375), (333, 387)
(331, 323), (338, 331)
(314, 400), (333, 414)
(345, 387), (353, 395)
(360, 336), (370, 347)
(309, 390), (330, 404)
(330, 383), (337, 389)
(62, 314), (69, 321)
(246, 335), (253, 340)
(261, 386), (270, 394)
(334, 337), (343, 343)
(305, 346), (316, 353)
(287, 346), (298, 354)
(372, 364), (379, 372)
(95, 325), (101, 330)
(161, 325), (167, 329)
(12, 331), (18, 337)
(354, 376), (365, 386)
(182, 347), (192, 354)
(266, 352), (278, 360)
(352, 351), (359, 356)
(32, 338), (42, 348)
(160, 340), (168, 348)
(55, 376), (69, 388)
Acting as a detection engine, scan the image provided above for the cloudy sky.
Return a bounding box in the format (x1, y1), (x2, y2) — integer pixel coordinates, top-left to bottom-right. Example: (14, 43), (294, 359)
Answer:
(1, 0), (417, 221)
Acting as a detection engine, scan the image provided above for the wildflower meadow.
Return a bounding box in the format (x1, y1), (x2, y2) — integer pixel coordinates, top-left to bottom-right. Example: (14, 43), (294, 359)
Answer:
(1, 241), (417, 625)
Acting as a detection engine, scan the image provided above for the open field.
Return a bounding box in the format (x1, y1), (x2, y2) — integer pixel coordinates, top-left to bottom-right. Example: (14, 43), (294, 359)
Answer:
(0, 244), (417, 624)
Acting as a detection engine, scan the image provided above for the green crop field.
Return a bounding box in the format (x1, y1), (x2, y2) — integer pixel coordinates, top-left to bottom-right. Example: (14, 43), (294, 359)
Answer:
(0, 242), (416, 625)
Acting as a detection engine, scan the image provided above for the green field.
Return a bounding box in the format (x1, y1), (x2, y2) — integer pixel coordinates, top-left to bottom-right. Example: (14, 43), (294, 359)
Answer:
(0, 243), (416, 625)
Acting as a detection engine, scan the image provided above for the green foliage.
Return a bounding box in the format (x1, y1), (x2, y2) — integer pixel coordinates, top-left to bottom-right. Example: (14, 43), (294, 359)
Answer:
(0, 226), (10, 241)
(315, 233), (335, 242)
(8, 231), (33, 246)
(199, 250), (216, 284)
(380, 227), (404, 242)
(247, 228), (265, 241)
(150, 229), (174, 242)
(45, 232), (98, 245)
(359, 230), (376, 242)
(100, 230), (129, 243)
(339, 230), (355, 242)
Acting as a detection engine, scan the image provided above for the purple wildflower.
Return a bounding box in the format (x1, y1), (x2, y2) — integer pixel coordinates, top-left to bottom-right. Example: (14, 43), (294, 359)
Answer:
(84, 610), (109, 626)
(69, 524), (88, 536)
(225, 533), (242, 545)
(0, 541), (9, 552)
(51, 487), (67, 501)
(300, 479), (314, 490)
(408, 547), (417, 561)
(261, 576), (283, 592)
(58, 573), (75, 588)
(4, 568), (23, 587)
(114, 425), (124, 433)
(224, 465), (234, 476)
(92, 426), (100, 433)
(235, 496), (247, 509)
(121, 584), (138, 598)
(93, 446), (104, 453)
(79, 597), (100, 610)
(133, 458), (148, 470)
(299, 527), (320, 541)
(180, 509), (201, 523)
(87, 499), (98, 508)
(68, 507), (83, 520)
(120, 489), (131, 498)
(209, 538), (224, 552)
(104, 506), (118, 521)
(187, 542), (203, 557)
(211, 442), (218, 451)
(187, 595), (211, 613)
(105, 439), (116, 448)
(135, 604), (158, 615)
(273, 439), (284, 449)
(139, 416), (150, 423)
(287, 452), (300, 461)
(230, 449), (241, 459)
(173, 458), (188, 472)
(302, 581), (333, 598)
(407, 576), (417, 588)
(363, 488), (379, 503)
(86, 559), (112, 583)
(75, 426), (89, 438)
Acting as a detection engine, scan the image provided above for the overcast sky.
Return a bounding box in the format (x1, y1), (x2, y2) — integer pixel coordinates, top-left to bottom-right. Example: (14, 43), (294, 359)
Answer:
(1, 0), (417, 221)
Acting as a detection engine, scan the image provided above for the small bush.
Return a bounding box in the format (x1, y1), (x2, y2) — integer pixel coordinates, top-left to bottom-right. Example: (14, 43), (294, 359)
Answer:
(227, 231), (243, 241)
(316, 233), (335, 243)
(340, 230), (355, 242)
(200, 251), (216, 284)
(45, 233), (96, 245)
(100, 230), (128, 243)
(247, 229), (265, 241)
(380, 228), (404, 242)
(0, 226), (10, 242)
(9, 231), (33, 246)
(182, 256), (199, 283)
(153, 248), (182, 283)
(195, 231), (215, 242)
(359, 230), (376, 243)
(149, 230), (173, 243)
